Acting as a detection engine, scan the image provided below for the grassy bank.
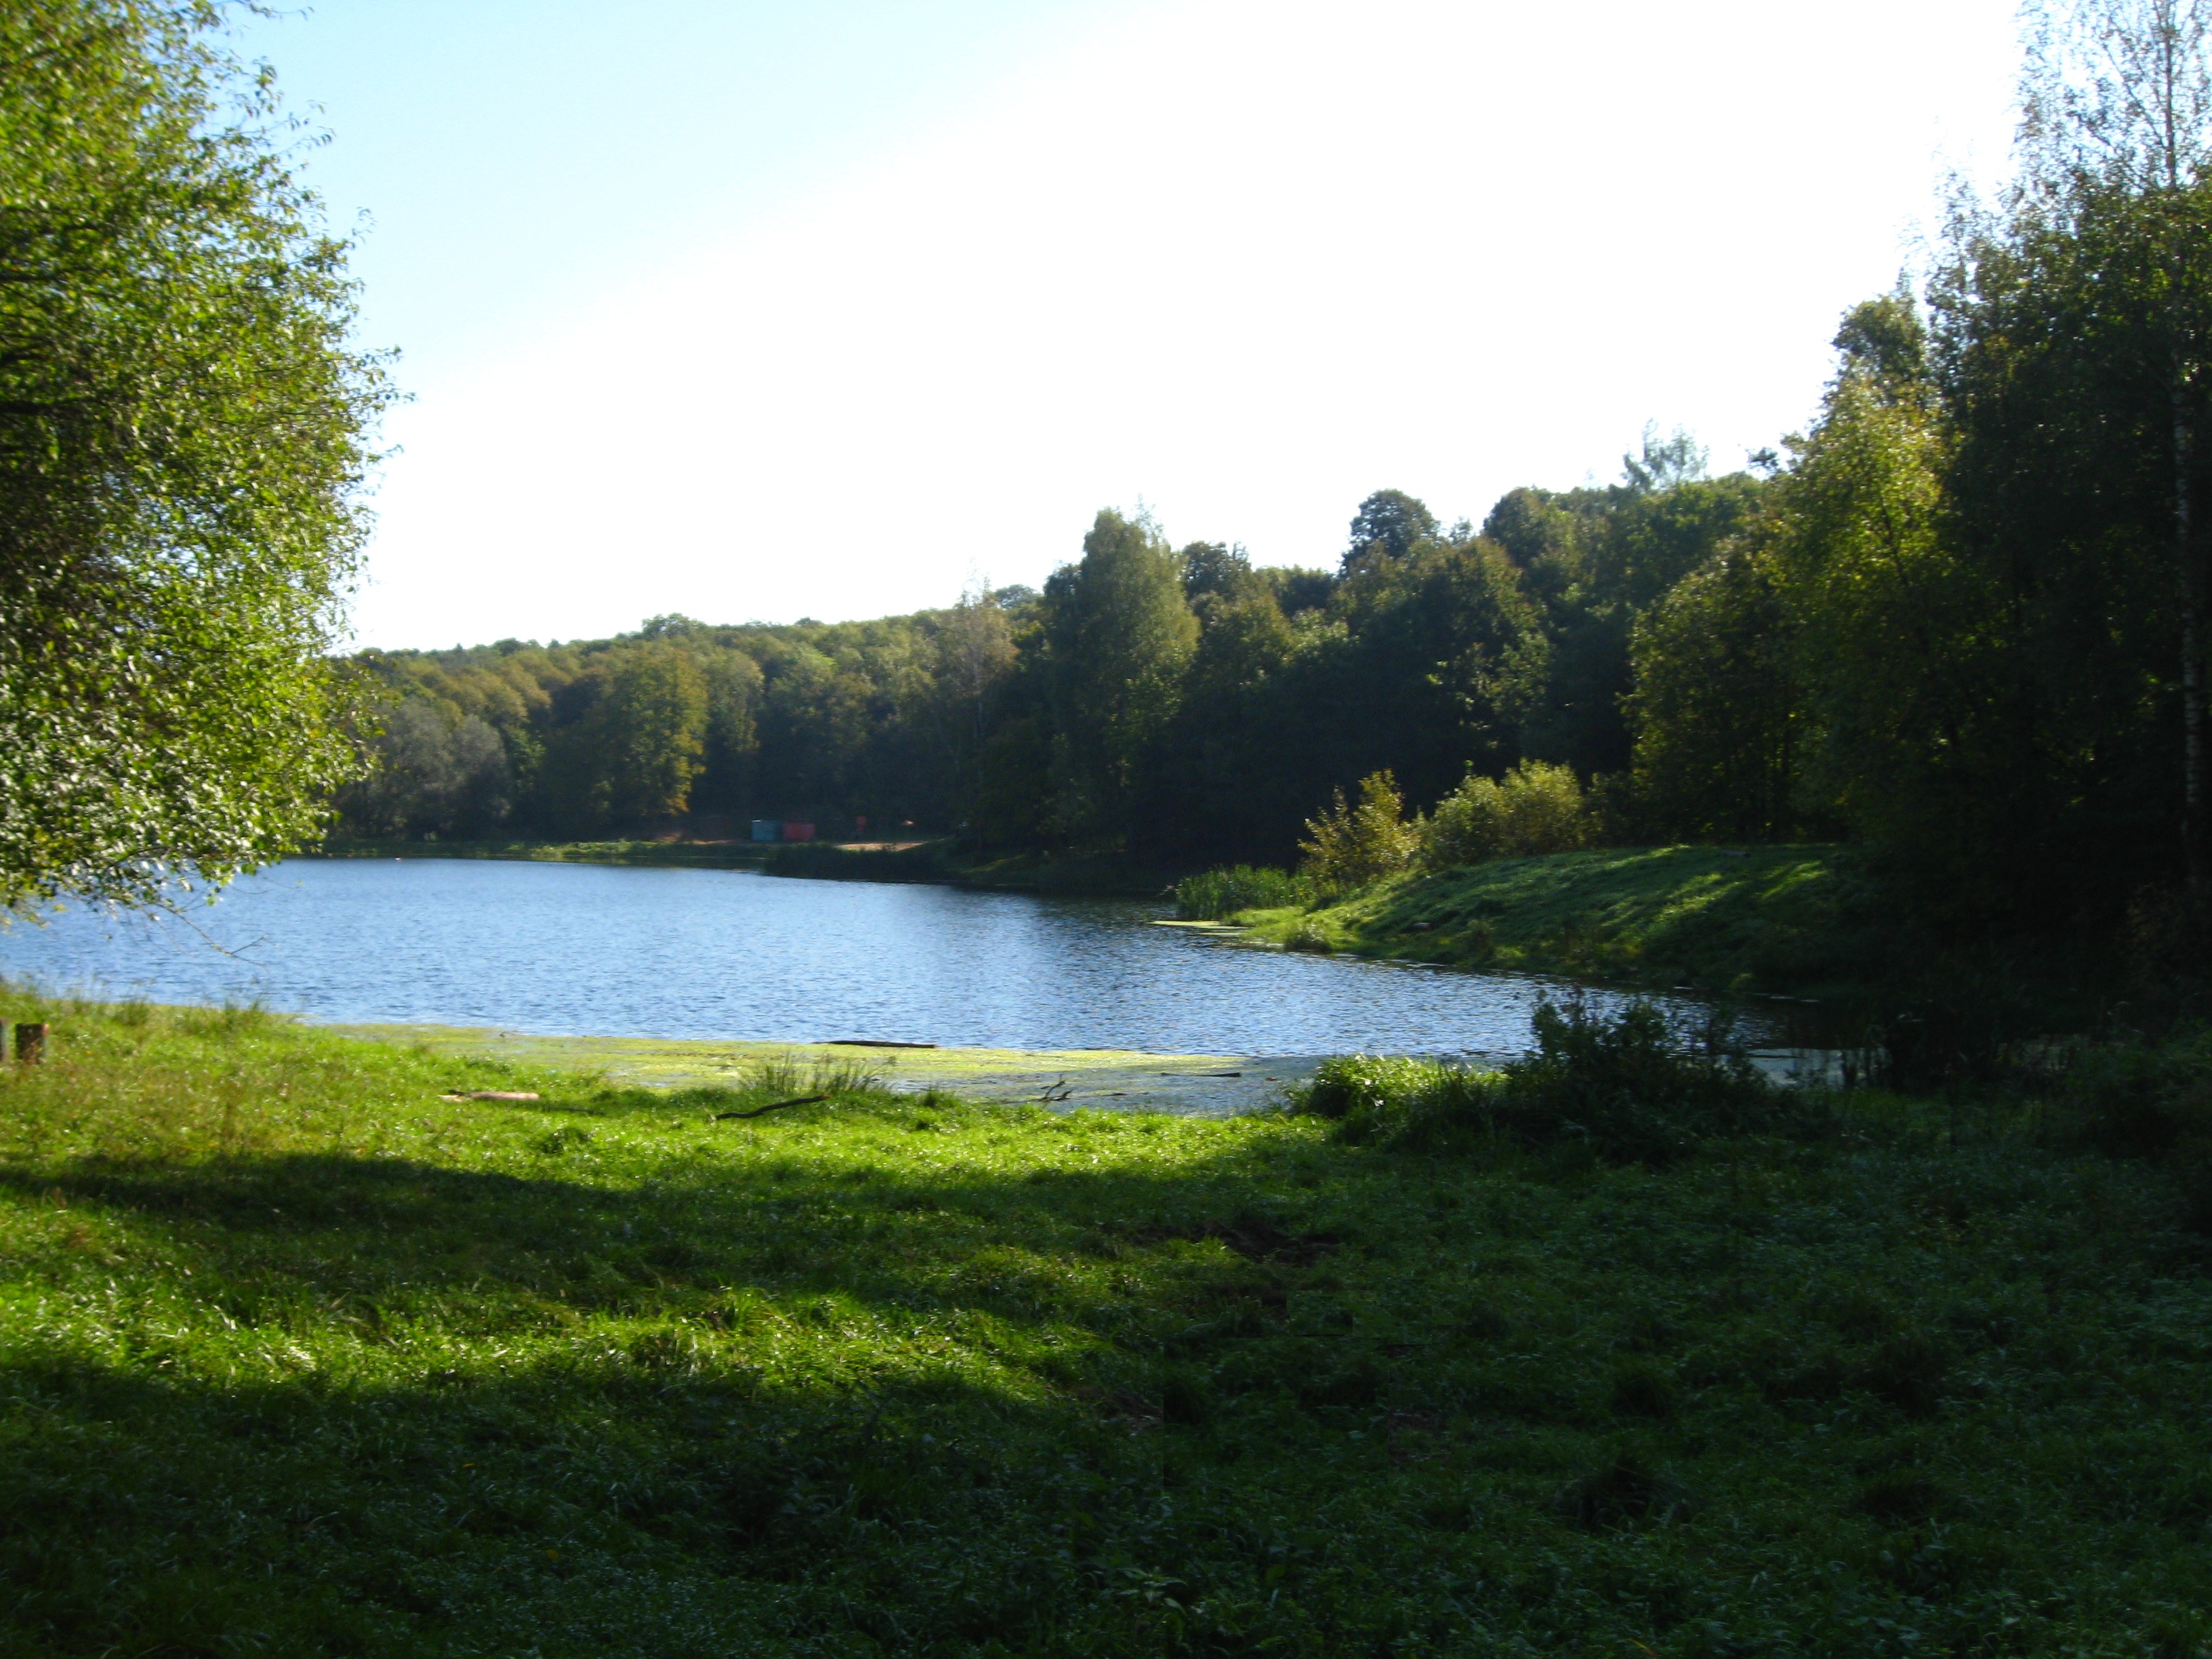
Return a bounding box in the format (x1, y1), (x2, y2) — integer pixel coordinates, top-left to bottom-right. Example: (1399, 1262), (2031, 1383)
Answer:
(3, 991), (2210, 1654)
(1229, 846), (1900, 1000)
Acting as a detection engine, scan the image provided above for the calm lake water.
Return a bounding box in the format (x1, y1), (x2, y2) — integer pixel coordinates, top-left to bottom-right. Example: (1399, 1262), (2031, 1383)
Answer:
(0, 858), (1661, 1057)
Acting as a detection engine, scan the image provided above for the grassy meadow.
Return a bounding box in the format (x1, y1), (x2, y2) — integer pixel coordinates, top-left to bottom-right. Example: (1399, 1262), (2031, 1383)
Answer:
(1, 990), (2210, 1655)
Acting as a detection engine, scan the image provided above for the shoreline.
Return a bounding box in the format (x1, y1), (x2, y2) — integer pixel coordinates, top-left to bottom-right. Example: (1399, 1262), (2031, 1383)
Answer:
(323, 1024), (1321, 1118)
(310, 837), (1184, 899)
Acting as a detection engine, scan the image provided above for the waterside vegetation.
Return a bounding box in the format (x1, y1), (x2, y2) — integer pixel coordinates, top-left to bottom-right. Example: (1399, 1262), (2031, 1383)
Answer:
(3, 991), (2212, 1656)
(1181, 845), (1877, 998)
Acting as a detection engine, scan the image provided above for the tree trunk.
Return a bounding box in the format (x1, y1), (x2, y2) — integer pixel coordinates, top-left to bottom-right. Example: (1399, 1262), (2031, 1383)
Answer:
(2176, 375), (2207, 897)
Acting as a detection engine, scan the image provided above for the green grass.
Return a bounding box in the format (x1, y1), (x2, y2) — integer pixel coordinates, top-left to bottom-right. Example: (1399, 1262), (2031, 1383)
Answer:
(1234, 845), (1896, 998)
(3, 989), (2211, 1654)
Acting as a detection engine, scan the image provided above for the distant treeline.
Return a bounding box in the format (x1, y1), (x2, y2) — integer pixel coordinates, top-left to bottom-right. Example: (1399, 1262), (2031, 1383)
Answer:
(346, 163), (2212, 939)
(334, 442), (1766, 864)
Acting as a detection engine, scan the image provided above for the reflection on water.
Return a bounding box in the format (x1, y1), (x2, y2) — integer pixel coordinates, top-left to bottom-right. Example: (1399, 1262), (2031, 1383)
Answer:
(0, 858), (1676, 1057)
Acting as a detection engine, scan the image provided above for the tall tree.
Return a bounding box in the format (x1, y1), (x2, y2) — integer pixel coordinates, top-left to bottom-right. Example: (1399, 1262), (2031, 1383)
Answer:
(1343, 489), (1439, 572)
(579, 644), (710, 823)
(928, 585), (1017, 823)
(0, 0), (390, 908)
(2020, 0), (2212, 888)
(1041, 510), (1199, 842)
(1629, 544), (1800, 842)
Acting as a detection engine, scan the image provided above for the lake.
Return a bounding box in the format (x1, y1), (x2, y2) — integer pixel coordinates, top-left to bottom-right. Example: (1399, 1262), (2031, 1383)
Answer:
(0, 857), (1659, 1057)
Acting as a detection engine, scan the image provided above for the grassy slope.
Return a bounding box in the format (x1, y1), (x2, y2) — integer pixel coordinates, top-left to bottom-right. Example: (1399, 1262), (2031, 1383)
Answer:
(4, 994), (2211, 1655)
(1235, 846), (1892, 1000)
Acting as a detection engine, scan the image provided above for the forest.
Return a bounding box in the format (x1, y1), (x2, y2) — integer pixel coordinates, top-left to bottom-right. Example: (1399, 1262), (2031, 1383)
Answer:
(340, 289), (2186, 946)
(337, 450), (1740, 866)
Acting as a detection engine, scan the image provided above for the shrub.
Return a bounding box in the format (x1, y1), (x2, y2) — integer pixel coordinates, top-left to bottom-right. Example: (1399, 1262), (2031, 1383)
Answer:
(1299, 771), (1419, 896)
(1424, 760), (1590, 869)
(2055, 1028), (2212, 1155)
(2053, 1028), (2212, 1232)
(1296, 1054), (1478, 1143)
(1173, 865), (1311, 920)
(1492, 998), (1782, 1162)
(1293, 997), (1792, 1163)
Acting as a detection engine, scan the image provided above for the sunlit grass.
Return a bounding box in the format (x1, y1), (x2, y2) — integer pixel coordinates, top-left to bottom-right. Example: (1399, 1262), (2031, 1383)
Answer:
(1, 985), (2208, 1655)
(1235, 844), (1888, 996)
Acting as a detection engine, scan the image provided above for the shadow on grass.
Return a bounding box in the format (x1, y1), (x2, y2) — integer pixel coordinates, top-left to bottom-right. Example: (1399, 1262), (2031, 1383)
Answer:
(0, 1130), (1349, 1327)
(0, 1132), (1407, 1658)
(0, 1346), (1178, 1656)
(6, 1113), (2207, 1657)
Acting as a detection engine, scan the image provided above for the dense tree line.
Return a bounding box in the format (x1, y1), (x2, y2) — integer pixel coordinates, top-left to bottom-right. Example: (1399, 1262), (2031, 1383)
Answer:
(336, 447), (1764, 866)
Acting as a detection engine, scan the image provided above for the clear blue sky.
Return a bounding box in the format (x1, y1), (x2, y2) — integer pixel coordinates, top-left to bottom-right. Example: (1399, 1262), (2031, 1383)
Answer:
(232, 1), (2023, 649)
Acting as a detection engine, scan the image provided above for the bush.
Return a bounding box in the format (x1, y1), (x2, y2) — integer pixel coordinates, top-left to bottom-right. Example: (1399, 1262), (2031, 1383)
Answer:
(1295, 1054), (1490, 1145)
(1299, 771), (1420, 896)
(1173, 865), (1311, 920)
(1424, 760), (1591, 869)
(1294, 998), (1790, 1163)
(2055, 1029), (2212, 1155)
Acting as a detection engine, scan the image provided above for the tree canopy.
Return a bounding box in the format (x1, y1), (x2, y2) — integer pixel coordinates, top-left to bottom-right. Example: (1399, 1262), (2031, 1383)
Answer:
(0, 0), (390, 909)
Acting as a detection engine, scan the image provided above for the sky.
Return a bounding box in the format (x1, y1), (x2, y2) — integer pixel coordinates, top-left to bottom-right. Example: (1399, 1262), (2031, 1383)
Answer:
(230, 0), (2026, 651)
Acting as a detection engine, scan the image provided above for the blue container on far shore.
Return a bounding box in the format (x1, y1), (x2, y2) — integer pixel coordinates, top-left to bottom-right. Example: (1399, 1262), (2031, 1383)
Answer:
(750, 819), (779, 842)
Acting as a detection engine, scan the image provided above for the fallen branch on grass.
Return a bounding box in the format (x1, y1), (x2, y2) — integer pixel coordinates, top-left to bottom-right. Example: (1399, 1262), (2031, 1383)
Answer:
(714, 1094), (830, 1121)
(441, 1090), (541, 1101)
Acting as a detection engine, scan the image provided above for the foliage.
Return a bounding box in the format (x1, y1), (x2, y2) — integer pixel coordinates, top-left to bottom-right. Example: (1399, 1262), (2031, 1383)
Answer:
(1293, 1052), (1502, 1147)
(1294, 998), (1787, 1163)
(3, 990), (2211, 1653)
(0, 0), (391, 909)
(1483, 997), (1786, 1162)
(1629, 545), (1802, 842)
(1040, 510), (1197, 843)
(1341, 487), (1439, 570)
(2057, 1025), (2212, 1150)
(1171, 863), (1311, 920)
(1298, 770), (1418, 895)
(334, 701), (508, 840)
(572, 641), (710, 822)
(1424, 760), (1591, 867)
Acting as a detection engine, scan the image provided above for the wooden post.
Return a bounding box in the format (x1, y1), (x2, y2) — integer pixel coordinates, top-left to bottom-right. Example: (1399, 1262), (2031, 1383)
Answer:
(14, 1023), (46, 1065)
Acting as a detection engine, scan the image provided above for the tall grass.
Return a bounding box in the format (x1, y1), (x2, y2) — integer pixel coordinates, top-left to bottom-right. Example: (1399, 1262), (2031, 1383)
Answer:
(1172, 863), (1311, 919)
(737, 1049), (888, 1099)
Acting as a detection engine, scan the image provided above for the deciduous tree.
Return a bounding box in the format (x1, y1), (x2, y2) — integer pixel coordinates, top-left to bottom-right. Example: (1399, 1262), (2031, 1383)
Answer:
(0, 1), (390, 908)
